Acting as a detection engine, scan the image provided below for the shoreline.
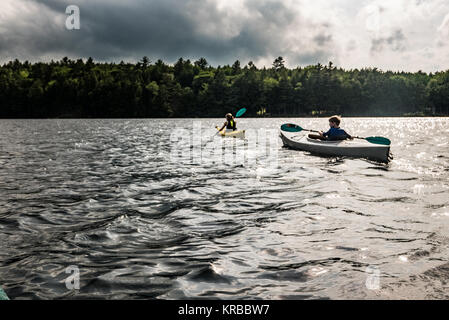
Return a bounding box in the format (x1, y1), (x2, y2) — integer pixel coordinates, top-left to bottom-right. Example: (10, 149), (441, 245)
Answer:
(1, 115), (448, 120)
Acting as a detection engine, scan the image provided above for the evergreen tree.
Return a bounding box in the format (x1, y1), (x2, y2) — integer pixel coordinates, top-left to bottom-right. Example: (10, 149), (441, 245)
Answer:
(0, 57), (445, 118)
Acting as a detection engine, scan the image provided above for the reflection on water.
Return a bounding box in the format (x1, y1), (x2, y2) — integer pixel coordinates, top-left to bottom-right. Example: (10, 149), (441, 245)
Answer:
(0, 118), (448, 299)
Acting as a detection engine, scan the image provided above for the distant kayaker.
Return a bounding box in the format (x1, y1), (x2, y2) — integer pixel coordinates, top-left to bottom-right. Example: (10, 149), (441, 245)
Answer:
(218, 113), (237, 132)
(309, 115), (352, 141)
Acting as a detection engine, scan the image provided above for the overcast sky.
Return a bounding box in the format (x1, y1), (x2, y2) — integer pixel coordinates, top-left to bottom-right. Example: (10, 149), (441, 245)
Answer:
(1, 0), (449, 72)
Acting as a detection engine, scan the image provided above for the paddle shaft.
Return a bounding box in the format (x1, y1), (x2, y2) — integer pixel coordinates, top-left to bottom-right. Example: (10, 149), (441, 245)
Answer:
(301, 128), (321, 134)
(306, 132), (390, 145)
(306, 132), (388, 145)
(302, 127), (361, 138)
(307, 129), (366, 141)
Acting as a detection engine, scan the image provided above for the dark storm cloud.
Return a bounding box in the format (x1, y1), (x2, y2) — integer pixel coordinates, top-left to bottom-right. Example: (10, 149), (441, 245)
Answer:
(371, 29), (407, 53)
(0, 0), (336, 66)
(29, 0), (212, 60)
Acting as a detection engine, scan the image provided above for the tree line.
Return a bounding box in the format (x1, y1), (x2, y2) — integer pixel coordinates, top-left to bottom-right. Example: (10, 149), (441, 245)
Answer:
(0, 56), (448, 118)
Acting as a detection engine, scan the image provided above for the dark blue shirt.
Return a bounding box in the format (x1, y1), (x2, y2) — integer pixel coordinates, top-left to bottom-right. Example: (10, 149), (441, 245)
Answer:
(323, 127), (351, 140)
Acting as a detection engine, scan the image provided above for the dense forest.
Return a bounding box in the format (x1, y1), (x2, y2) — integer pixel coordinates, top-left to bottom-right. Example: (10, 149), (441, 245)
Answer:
(0, 56), (448, 118)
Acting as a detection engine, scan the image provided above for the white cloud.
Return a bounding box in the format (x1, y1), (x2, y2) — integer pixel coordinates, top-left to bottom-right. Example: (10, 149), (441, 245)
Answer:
(0, 0), (449, 72)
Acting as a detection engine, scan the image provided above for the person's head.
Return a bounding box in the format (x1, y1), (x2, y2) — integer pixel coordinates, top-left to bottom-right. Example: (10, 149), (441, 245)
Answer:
(226, 113), (233, 120)
(328, 115), (341, 128)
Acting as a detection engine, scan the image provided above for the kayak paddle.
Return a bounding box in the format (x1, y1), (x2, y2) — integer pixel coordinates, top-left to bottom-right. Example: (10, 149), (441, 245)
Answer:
(352, 136), (391, 146)
(0, 286), (8, 300)
(280, 124), (391, 146)
(280, 123), (319, 133)
(235, 108), (247, 118)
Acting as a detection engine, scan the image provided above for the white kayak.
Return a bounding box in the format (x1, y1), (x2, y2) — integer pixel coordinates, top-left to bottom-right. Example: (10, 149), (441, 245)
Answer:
(216, 127), (245, 139)
(280, 130), (391, 163)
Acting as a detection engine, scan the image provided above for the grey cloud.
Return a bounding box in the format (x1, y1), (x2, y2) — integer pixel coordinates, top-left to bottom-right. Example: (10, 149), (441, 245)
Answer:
(289, 50), (333, 66)
(30, 0), (210, 60)
(1, 0), (337, 67)
(313, 34), (333, 46)
(250, 0), (297, 25)
(371, 29), (407, 53)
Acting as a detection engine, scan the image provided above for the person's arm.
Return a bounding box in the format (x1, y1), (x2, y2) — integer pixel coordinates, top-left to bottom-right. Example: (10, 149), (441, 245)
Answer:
(340, 129), (352, 139)
(218, 121), (227, 132)
(322, 129), (330, 137)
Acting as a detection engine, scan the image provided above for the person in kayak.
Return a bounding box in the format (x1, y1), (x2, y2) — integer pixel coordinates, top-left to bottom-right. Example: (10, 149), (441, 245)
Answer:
(309, 115), (352, 141)
(217, 113), (237, 132)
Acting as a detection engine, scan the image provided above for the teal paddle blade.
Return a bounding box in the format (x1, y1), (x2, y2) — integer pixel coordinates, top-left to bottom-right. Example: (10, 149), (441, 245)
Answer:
(236, 108), (247, 118)
(0, 287), (8, 300)
(365, 136), (391, 146)
(281, 124), (303, 132)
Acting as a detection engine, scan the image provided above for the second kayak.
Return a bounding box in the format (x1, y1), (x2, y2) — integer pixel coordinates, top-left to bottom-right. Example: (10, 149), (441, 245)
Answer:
(215, 127), (246, 139)
(280, 130), (391, 163)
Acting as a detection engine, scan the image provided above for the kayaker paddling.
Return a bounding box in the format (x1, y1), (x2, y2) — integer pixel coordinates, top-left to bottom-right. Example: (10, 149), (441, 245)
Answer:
(218, 113), (237, 132)
(309, 115), (352, 141)
(208, 108), (246, 142)
(280, 122), (392, 163)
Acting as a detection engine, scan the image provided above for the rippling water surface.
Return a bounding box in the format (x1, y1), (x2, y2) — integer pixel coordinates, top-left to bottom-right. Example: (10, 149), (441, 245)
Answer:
(0, 118), (448, 299)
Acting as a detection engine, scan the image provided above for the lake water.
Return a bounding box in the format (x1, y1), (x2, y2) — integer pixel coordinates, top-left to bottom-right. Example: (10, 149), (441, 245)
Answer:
(0, 118), (448, 299)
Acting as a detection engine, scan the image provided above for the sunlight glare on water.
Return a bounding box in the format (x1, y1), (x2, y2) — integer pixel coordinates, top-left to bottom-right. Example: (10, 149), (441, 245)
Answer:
(0, 118), (448, 299)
